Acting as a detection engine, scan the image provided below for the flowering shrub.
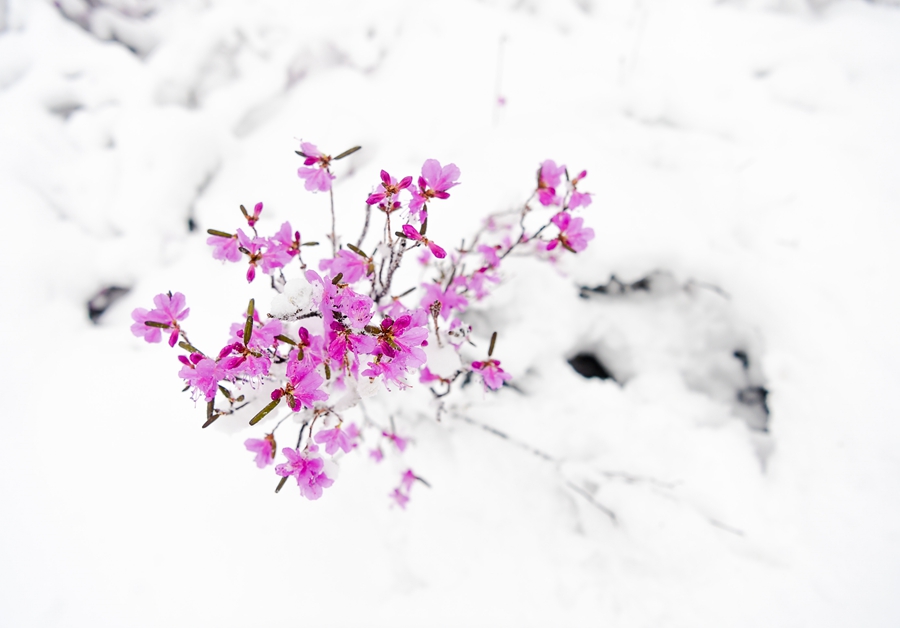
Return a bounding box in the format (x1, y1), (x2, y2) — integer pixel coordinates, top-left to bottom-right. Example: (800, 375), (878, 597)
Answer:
(132, 143), (594, 505)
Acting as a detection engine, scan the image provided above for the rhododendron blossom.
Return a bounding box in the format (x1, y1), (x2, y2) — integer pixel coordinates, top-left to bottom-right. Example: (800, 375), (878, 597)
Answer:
(537, 159), (566, 206)
(409, 158), (461, 215)
(297, 142), (335, 192)
(245, 434), (276, 468)
(546, 211), (595, 253)
(471, 358), (512, 391)
(131, 292), (190, 347)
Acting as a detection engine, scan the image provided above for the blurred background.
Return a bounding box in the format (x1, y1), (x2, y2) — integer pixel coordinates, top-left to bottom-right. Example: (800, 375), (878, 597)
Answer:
(2, 0), (899, 626)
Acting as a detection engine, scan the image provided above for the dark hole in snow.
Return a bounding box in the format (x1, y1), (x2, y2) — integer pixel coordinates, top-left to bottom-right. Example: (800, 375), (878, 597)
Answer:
(733, 349), (749, 370)
(187, 217), (196, 232)
(88, 285), (130, 324)
(737, 386), (770, 431)
(48, 102), (83, 120)
(579, 274), (653, 298)
(568, 352), (616, 382)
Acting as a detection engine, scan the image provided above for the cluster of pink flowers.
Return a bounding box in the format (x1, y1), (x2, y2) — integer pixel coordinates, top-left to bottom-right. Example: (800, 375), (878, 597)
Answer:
(131, 141), (595, 506)
(206, 204), (301, 283)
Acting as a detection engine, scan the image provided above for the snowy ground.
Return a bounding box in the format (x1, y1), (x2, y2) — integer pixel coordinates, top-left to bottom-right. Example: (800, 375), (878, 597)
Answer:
(2, 0), (900, 626)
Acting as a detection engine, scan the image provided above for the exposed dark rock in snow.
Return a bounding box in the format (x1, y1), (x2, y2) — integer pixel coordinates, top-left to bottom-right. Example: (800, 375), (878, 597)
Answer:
(87, 285), (130, 323)
(567, 352), (616, 382)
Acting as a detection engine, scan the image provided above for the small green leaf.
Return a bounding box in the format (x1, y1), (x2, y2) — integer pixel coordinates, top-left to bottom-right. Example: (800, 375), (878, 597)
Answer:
(178, 341), (202, 354)
(144, 321), (171, 329)
(488, 331), (498, 357)
(324, 362), (331, 380)
(331, 273), (343, 285)
(207, 229), (233, 238)
(243, 315), (253, 346)
(333, 146), (361, 160)
(247, 298), (255, 318)
(346, 243), (366, 257)
(275, 476), (289, 493)
(275, 334), (297, 346)
(249, 397), (281, 426)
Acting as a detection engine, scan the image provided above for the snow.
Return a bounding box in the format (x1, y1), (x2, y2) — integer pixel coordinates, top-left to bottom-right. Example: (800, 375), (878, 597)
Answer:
(3, 0), (900, 626)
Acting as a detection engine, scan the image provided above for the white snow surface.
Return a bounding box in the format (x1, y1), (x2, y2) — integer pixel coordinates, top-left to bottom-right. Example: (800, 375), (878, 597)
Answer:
(3, 0), (900, 626)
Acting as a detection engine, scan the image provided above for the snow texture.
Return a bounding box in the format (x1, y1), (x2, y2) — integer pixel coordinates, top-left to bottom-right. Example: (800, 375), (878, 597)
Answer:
(2, 0), (900, 626)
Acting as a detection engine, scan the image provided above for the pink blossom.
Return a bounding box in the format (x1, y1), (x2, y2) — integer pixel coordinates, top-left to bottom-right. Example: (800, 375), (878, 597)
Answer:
(244, 434), (276, 468)
(275, 447), (334, 500)
(467, 269), (500, 300)
(390, 488), (410, 509)
(471, 358), (512, 391)
(319, 249), (371, 284)
(399, 469), (417, 493)
(419, 280), (468, 320)
(207, 233), (241, 262)
(328, 321), (376, 378)
(275, 356), (327, 411)
(297, 167), (335, 192)
(568, 170), (591, 210)
(245, 202), (263, 228)
(371, 310), (429, 368)
(419, 366), (443, 384)
(130, 307), (164, 344)
(131, 292), (190, 347)
(537, 160), (566, 206)
(402, 224), (446, 258)
(477, 243), (502, 269)
(339, 293), (375, 330)
(366, 170), (412, 206)
(569, 190), (592, 210)
(383, 430), (408, 452)
(546, 211), (595, 253)
(297, 142), (335, 192)
(370, 448), (384, 463)
(178, 353), (224, 401)
(409, 159), (461, 213)
(314, 423), (359, 455)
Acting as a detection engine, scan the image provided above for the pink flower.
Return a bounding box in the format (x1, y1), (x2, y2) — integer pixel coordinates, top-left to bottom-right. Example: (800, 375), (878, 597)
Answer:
(297, 142), (335, 192)
(244, 434), (276, 468)
(319, 249), (371, 284)
(275, 357), (328, 411)
(130, 307), (164, 344)
(131, 292), (190, 347)
(370, 448), (384, 463)
(390, 488), (410, 509)
(471, 358), (512, 391)
(546, 211), (594, 253)
(419, 280), (468, 320)
(366, 170), (413, 206)
(409, 159), (461, 214)
(245, 202), (263, 228)
(467, 269), (500, 300)
(402, 224), (446, 258)
(477, 244), (502, 269)
(207, 233), (241, 262)
(314, 423), (359, 455)
(297, 167), (335, 192)
(178, 353), (224, 401)
(275, 447), (334, 500)
(383, 430), (408, 452)
(568, 190), (592, 210)
(537, 160), (566, 206)
(399, 469), (417, 493)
